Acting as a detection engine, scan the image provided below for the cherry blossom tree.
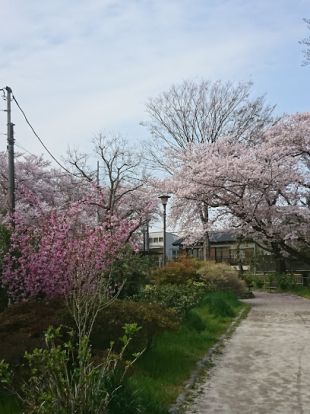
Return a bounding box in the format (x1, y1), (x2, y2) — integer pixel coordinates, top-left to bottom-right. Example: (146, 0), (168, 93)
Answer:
(0, 152), (88, 223)
(165, 113), (310, 270)
(143, 79), (276, 259)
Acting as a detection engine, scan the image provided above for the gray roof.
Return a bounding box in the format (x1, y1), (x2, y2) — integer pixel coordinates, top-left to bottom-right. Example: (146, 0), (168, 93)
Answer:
(172, 230), (238, 246)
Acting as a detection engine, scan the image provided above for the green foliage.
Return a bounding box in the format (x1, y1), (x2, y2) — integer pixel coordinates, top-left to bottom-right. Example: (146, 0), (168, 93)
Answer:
(0, 392), (20, 414)
(0, 324), (143, 414)
(198, 261), (247, 296)
(202, 292), (236, 317)
(136, 282), (207, 316)
(277, 273), (296, 290)
(109, 247), (152, 298)
(105, 376), (143, 414)
(151, 255), (202, 285)
(92, 300), (180, 350)
(184, 310), (206, 332)
(245, 272), (299, 290)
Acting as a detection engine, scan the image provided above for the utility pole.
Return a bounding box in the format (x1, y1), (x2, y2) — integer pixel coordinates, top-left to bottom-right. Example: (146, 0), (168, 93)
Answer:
(5, 86), (15, 216)
(96, 160), (100, 223)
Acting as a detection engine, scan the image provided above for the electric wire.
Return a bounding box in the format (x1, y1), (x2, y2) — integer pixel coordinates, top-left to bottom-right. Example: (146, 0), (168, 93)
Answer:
(11, 93), (79, 178)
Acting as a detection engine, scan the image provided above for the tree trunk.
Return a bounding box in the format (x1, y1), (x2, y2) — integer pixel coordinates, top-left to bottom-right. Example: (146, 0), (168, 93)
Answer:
(202, 232), (210, 261)
(271, 242), (286, 273)
(200, 202), (210, 261)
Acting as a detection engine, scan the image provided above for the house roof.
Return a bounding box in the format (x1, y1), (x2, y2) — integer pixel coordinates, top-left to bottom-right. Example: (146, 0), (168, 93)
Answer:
(172, 230), (238, 246)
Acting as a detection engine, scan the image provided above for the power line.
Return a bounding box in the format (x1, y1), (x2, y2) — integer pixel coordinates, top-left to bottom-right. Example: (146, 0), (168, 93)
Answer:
(12, 93), (78, 177)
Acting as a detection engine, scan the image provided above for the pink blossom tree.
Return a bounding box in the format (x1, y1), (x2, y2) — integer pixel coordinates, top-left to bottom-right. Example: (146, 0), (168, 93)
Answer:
(0, 152), (89, 222)
(143, 79), (276, 259)
(165, 113), (310, 269)
(2, 197), (136, 302)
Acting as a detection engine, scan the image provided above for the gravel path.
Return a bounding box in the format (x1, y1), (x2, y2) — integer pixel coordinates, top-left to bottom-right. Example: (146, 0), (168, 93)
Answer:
(185, 291), (310, 414)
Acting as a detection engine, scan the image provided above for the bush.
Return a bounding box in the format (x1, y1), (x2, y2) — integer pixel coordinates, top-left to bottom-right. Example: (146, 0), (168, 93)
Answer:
(151, 255), (202, 285)
(277, 273), (295, 290)
(92, 300), (180, 350)
(136, 282), (207, 316)
(109, 247), (152, 298)
(197, 261), (246, 297)
(0, 325), (143, 414)
(0, 299), (68, 365)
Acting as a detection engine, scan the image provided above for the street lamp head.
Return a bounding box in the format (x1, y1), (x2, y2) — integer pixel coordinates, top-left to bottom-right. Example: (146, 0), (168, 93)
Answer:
(158, 195), (171, 206)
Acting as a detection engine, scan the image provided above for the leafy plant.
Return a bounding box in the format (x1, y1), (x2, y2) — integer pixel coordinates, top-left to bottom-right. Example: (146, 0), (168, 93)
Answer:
(151, 255), (202, 285)
(197, 261), (246, 297)
(92, 300), (179, 350)
(0, 324), (143, 414)
(136, 282), (207, 316)
(108, 247), (151, 298)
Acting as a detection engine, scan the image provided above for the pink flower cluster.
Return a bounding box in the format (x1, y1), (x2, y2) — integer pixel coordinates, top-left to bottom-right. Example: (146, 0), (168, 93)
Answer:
(3, 201), (134, 301)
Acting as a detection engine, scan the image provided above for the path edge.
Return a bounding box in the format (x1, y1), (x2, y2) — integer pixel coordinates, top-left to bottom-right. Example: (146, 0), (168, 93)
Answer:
(168, 303), (251, 414)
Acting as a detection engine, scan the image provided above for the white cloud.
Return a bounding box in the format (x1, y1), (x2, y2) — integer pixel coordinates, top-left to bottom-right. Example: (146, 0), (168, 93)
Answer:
(0, 0), (309, 161)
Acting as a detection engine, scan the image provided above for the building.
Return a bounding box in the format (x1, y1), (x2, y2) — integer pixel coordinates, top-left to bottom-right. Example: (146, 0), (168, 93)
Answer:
(173, 231), (257, 270)
(147, 231), (179, 265)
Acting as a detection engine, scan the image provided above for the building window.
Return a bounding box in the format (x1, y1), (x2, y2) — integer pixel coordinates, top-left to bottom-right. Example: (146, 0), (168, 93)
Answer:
(159, 237), (163, 242)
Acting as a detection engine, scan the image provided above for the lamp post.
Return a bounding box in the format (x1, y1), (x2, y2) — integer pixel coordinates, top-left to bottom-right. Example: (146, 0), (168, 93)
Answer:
(159, 195), (170, 266)
(142, 221), (149, 254)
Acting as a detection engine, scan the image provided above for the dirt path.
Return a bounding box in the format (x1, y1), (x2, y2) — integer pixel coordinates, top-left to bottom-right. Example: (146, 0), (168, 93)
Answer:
(185, 292), (310, 414)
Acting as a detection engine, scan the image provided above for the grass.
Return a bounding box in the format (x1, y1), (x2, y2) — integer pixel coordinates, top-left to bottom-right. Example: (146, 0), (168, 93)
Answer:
(0, 393), (20, 414)
(130, 291), (245, 414)
(282, 286), (310, 299)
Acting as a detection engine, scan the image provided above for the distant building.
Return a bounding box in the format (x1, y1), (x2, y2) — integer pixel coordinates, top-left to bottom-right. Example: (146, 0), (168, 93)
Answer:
(173, 231), (258, 270)
(172, 230), (310, 273)
(147, 231), (179, 265)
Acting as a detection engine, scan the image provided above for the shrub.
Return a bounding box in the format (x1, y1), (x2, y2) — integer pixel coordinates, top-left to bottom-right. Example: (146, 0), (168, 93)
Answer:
(136, 282), (207, 316)
(92, 300), (180, 350)
(0, 324), (143, 414)
(197, 261), (246, 297)
(151, 255), (202, 285)
(277, 273), (295, 290)
(0, 299), (68, 365)
(109, 248), (151, 298)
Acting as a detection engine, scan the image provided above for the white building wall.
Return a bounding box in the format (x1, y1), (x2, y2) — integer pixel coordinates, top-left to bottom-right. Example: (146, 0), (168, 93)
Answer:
(148, 231), (179, 260)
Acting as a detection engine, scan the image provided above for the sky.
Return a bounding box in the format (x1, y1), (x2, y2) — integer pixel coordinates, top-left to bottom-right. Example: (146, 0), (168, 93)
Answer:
(0, 0), (309, 163)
